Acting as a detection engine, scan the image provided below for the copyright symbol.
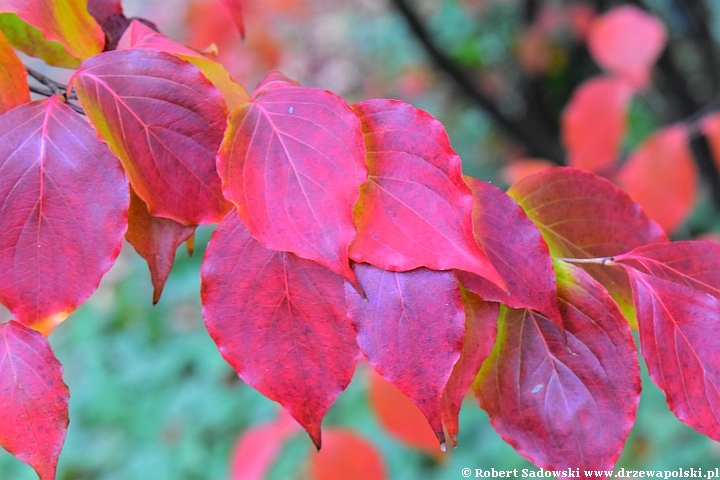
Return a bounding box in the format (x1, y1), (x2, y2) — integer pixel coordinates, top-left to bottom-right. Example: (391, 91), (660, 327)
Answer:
(462, 468), (472, 477)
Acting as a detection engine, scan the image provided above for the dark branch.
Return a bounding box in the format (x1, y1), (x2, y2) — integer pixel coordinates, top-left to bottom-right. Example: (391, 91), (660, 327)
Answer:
(389, 0), (565, 164)
(25, 66), (85, 115)
(681, 0), (720, 98)
(28, 85), (54, 98)
(26, 67), (66, 95)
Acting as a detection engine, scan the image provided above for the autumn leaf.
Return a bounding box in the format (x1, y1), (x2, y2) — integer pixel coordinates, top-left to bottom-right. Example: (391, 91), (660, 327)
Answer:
(72, 48), (231, 226)
(440, 290), (498, 446)
(0, 29), (29, 114)
(310, 428), (387, 480)
(617, 125), (697, 234)
(228, 410), (300, 480)
(217, 72), (367, 288)
(456, 176), (561, 327)
(615, 241), (720, 440)
(220, 0), (245, 39)
(117, 20), (248, 109)
(0, 0), (104, 67)
(201, 211), (359, 448)
(0, 321), (69, 480)
(0, 97), (128, 334)
(350, 99), (504, 289)
(346, 264), (465, 446)
(474, 260), (640, 473)
(587, 5), (666, 87)
(367, 368), (444, 457)
(125, 188), (196, 304)
(508, 167), (666, 324)
(561, 76), (634, 173)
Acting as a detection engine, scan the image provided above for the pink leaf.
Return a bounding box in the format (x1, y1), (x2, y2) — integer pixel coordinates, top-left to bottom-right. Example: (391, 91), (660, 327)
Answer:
(616, 125), (697, 234)
(588, 5), (666, 87)
(561, 76), (634, 173)
(0, 320), (69, 480)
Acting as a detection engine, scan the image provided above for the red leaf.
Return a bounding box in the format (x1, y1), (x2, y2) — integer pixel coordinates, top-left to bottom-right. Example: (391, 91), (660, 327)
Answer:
(125, 188), (195, 304)
(217, 72), (367, 288)
(310, 428), (387, 480)
(368, 368), (444, 457)
(615, 241), (720, 296)
(456, 177), (561, 327)
(346, 264), (465, 446)
(0, 320), (69, 480)
(587, 5), (666, 87)
(508, 167), (667, 322)
(440, 290), (498, 446)
(350, 99), (504, 289)
(220, 0), (245, 39)
(616, 125), (697, 234)
(201, 211), (359, 448)
(561, 76), (634, 173)
(229, 410), (300, 480)
(615, 241), (720, 440)
(622, 270), (720, 441)
(0, 97), (128, 334)
(72, 48), (231, 226)
(117, 20), (248, 109)
(87, 0), (123, 25)
(0, 30), (30, 114)
(474, 261), (640, 472)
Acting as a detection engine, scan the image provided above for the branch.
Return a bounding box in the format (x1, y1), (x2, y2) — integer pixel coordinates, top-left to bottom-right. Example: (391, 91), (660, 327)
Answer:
(681, 0), (720, 97)
(26, 67), (66, 95)
(25, 66), (85, 115)
(389, 0), (565, 164)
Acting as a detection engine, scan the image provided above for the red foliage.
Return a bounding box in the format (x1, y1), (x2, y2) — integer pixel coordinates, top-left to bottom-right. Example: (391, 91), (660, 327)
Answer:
(72, 49), (231, 226)
(0, 97), (128, 335)
(441, 291), (498, 445)
(616, 126), (697, 233)
(1, 2), (720, 478)
(587, 5), (666, 88)
(561, 76), (634, 173)
(310, 428), (387, 480)
(217, 72), (367, 289)
(228, 410), (300, 480)
(368, 369), (444, 457)
(350, 100), (503, 288)
(0, 321), (69, 480)
(475, 261), (640, 474)
(202, 212), (359, 448)
(346, 264), (465, 445)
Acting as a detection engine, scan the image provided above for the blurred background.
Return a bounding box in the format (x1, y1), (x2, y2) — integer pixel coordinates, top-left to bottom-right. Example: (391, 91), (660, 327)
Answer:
(3, 0), (720, 478)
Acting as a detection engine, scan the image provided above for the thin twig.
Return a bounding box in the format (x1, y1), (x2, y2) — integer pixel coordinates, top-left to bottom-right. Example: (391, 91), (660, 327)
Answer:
(25, 66), (85, 115)
(63, 101), (85, 115)
(389, 0), (565, 164)
(29, 85), (54, 97)
(25, 67), (66, 95)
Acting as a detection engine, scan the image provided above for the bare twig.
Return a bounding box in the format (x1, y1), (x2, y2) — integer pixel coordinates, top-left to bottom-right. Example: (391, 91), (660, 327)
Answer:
(389, 0), (565, 164)
(26, 67), (66, 95)
(25, 66), (85, 115)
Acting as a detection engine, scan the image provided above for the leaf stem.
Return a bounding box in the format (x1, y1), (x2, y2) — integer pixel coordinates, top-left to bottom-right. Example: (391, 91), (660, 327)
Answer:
(555, 257), (615, 266)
